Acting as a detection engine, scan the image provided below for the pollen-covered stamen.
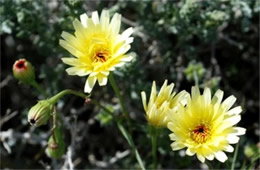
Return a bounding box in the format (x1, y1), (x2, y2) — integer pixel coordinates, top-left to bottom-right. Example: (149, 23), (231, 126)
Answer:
(94, 51), (109, 63)
(191, 124), (211, 144)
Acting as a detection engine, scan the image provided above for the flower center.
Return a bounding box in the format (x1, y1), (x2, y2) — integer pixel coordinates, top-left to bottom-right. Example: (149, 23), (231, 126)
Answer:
(191, 124), (210, 144)
(93, 51), (109, 63)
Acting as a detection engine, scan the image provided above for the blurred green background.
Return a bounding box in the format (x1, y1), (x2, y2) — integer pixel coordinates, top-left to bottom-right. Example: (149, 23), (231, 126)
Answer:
(1, 0), (259, 169)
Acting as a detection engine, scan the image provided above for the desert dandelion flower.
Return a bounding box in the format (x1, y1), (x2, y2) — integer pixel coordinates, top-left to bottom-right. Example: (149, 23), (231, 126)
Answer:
(60, 10), (134, 93)
(168, 86), (246, 163)
(141, 80), (188, 128)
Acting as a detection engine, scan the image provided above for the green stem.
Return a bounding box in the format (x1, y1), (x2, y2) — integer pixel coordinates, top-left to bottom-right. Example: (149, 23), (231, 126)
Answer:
(91, 99), (116, 119)
(108, 74), (130, 120)
(51, 107), (58, 143)
(117, 121), (145, 170)
(48, 89), (88, 104)
(47, 89), (145, 169)
(248, 153), (260, 170)
(30, 80), (48, 97)
(231, 142), (239, 170)
(151, 127), (157, 169)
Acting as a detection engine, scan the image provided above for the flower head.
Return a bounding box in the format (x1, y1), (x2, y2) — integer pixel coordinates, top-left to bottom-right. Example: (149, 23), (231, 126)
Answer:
(28, 100), (54, 127)
(168, 86), (246, 163)
(13, 59), (35, 84)
(141, 80), (188, 128)
(60, 10), (134, 93)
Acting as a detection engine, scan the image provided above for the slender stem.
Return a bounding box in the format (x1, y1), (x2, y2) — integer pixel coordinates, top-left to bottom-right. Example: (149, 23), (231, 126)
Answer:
(51, 107), (57, 143)
(30, 80), (48, 97)
(151, 128), (157, 169)
(47, 89), (145, 169)
(48, 89), (113, 118)
(91, 99), (115, 118)
(248, 153), (260, 169)
(48, 89), (88, 104)
(108, 74), (130, 120)
(231, 142), (239, 170)
(117, 121), (145, 170)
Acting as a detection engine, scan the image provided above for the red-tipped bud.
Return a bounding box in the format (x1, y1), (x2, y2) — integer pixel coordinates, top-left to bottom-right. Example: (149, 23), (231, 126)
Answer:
(13, 59), (35, 84)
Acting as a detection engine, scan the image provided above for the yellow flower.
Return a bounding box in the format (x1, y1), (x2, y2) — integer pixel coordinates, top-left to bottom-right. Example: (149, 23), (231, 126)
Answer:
(141, 80), (188, 128)
(60, 10), (134, 93)
(168, 86), (246, 163)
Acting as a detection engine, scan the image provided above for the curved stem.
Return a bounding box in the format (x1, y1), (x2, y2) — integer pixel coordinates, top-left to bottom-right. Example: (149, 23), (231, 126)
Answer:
(48, 89), (88, 104)
(30, 80), (48, 97)
(108, 74), (130, 120)
(47, 89), (145, 169)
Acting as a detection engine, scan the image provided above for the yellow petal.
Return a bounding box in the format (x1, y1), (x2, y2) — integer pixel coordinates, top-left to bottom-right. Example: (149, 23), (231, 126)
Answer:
(186, 148), (196, 156)
(61, 57), (81, 66)
(66, 67), (90, 76)
(97, 75), (108, 86)
(212, 89), (224, 105)
(141, 91), (147, 111)
(91, 11), (99, 25)
(191, 86), (200, 100)
(214, 151), (227, 162)
(227, 106), (242, 115)
(84, 76), (97, 93)
(121, 27), (134, 40)
(73, 19), (86, 38)
(203, 87), (211, 106)
(170, 142), (186, 151)
(59, 40), (84, 58)
(100, 10), (110, 31)
(197, 154), (205, 163)
(222, 95), (236, 111)
(109, 13), (121, 36)
(80, 13), (88, 27)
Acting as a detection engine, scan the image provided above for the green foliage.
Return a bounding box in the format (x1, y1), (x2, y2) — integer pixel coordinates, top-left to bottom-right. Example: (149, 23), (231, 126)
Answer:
(185, 60), (206, 82)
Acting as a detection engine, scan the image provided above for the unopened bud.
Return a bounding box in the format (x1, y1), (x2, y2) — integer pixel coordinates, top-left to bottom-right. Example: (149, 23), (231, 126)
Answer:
(13, 59), (35, 84)
(47, 127), (65, 159)
(28, 100), (53, 127)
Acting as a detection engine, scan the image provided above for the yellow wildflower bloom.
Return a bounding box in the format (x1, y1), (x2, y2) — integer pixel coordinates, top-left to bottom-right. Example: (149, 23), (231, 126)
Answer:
(168, 86), (246, 163)
(60, 10), (134, 93)
(141, 80), (188, 128)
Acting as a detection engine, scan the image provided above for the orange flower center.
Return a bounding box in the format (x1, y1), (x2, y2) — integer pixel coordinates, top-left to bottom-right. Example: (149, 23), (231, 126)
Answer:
(93, 51), (110, 63)
(191, 124), (211, 144)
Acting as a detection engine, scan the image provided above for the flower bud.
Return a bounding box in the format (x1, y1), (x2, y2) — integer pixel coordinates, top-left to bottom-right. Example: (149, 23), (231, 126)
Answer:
(13, 58), (35, 84)
(28, 100), (53, 127)
(47, 127), (65, 159)
(13, 59), (35, 84)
